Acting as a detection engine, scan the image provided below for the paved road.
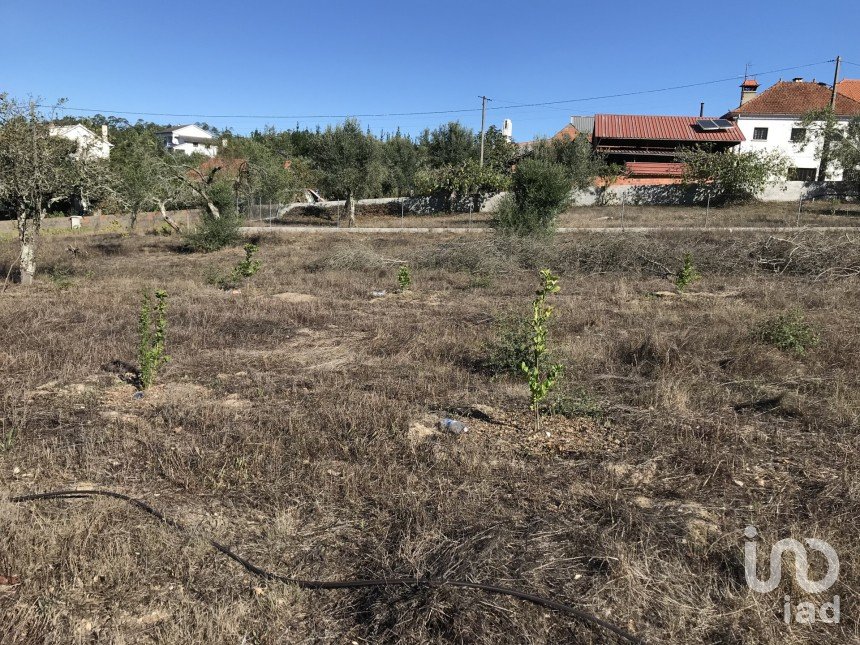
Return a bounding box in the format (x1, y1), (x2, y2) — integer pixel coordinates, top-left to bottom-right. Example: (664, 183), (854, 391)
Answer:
(242, 225), (860, 234)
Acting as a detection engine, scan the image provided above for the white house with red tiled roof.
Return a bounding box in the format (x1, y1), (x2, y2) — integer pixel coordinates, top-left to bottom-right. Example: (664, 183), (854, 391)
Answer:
(725, 78), (860, 181)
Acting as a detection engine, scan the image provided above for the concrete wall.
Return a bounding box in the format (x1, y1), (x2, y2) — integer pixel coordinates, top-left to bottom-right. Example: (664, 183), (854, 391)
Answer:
(570, 181), (855, 206)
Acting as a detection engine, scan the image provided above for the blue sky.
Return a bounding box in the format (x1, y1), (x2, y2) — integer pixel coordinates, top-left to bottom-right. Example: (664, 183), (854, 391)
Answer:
(2, 0), (859, 140)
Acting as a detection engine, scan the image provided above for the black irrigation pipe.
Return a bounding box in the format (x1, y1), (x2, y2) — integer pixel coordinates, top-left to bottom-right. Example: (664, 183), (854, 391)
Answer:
(11, 489), (645, 644)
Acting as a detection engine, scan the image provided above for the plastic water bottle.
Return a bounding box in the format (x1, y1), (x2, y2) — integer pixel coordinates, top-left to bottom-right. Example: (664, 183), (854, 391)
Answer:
(438, 418), (468, 434)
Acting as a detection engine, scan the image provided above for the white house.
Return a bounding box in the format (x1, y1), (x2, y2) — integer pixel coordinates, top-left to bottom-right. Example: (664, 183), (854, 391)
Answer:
(725, 78), (860, 181)
(155, 124), (219, 157)
(49, 123), (112, 159)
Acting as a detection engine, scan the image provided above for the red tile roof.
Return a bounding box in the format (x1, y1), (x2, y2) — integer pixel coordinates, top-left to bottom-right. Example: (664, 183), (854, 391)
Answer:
(741, 79), (760, 89)
(728, 80), (860, 117)
(593, 114), (745, 142)
(624, 162), (686, 177)
(552, 123), (580, 141)
(837, 79), (860, 103)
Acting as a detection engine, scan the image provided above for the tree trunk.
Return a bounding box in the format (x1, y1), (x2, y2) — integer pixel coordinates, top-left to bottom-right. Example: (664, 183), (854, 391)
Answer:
(129, 209), (139, 232)
(205, 199), (221, 220)
(17, 209), (38, 286)
(157, 201), (182, 232)
(345, 190), (356, 228)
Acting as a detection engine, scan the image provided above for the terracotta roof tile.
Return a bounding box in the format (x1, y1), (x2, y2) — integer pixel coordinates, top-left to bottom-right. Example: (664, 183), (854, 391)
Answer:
(837, 79), (860, 103)
(728, 80), (860, 117)
(552, 123), (580, 140)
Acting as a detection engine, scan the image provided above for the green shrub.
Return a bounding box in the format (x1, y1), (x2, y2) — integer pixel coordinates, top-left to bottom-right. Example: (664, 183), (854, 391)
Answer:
(520, 269), (564, 431)
(675, 252), (701, 292)
(397, 265), (411, 292)
(138, 290), (170, 389)
(757, 310), (820, 354)
(183, 181), (242, 252)
(213, 243), (262, 290)
(493, 159), (571, 235)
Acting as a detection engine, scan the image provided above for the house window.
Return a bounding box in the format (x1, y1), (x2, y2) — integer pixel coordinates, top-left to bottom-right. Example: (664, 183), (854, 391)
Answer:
(787, 167), (817, 181)
(790, 128), (806, 143)
(753, 127), (768, 141)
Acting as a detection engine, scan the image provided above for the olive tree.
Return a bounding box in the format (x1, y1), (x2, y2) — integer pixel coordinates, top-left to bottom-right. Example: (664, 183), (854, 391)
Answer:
(493, 159), (571, 235)
(110, 129), (183, 230)
(420, 121), (478, 169)
(678, 146), (789, 204)
(531, 132), (599, 190)
(417, 158), (509, 212)
(382, 131), (423, 197)
(797, 108), (860, 186)
(0, 96), (77, 284)
(311, 119), (384, 227)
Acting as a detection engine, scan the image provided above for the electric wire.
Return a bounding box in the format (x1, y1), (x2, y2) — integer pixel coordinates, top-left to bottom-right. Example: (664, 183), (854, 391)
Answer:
(11, 488), (646, 644)
(36, 59), (835, 121)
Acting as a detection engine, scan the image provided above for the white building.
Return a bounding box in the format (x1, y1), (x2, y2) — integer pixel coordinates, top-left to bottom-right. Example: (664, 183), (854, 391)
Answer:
(725, 78), (860, 181)
(155, 124), (219, 157)
(49, 123), (112, 159)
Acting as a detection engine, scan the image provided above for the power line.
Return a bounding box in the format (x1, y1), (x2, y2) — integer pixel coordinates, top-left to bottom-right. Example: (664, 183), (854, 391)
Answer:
(38, 59), (834, 122)
(486, 60), (835, 111)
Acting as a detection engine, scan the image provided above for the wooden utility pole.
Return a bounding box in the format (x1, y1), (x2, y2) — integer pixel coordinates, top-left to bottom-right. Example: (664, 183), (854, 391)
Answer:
(830, 56), (842, 109)
(479, 95), (491, 167)
(819, 56), (842, 181)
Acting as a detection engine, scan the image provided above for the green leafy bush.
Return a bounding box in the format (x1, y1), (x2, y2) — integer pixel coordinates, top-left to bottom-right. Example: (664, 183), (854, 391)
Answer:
(757, 310), (820, 354)
(493, 159), (571, 235)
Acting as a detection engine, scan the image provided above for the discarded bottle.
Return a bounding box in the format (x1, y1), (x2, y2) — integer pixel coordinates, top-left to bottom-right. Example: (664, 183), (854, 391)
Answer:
(438, 418), (468, 434)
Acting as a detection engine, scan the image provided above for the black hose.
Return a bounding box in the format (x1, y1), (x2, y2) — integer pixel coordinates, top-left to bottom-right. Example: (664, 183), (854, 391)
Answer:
(11, 489), (646, 644)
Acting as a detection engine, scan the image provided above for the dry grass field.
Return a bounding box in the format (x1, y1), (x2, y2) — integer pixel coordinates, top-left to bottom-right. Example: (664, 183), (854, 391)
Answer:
(1, 228), (859, 644)
(266, 201), (860, 230)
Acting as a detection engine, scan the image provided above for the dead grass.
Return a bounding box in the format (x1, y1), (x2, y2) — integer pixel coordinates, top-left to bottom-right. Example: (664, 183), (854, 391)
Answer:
(259, 200), (860, 230)
(1, 230), (858, 643)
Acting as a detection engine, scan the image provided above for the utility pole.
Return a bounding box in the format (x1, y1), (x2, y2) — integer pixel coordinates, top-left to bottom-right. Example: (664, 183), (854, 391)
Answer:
(819, 56), (842, 181)
(479, 95), (491, 167)
(830, 55), (842, 109)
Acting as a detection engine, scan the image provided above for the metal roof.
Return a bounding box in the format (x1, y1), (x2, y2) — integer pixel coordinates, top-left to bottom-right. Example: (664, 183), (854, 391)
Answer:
(569, 116), (594, 135)
(593, 114), (745, 142)
(625, 162), (686, 177)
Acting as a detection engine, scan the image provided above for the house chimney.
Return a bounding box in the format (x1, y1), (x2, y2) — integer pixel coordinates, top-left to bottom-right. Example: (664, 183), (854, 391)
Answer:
(699, 102), (705, 117)
(101, 124), (109, 143)
(740, 79), (760, 105)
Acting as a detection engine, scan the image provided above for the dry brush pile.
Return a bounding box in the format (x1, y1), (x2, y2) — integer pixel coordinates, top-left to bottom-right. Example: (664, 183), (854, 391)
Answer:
(0, 229), (858, 644)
